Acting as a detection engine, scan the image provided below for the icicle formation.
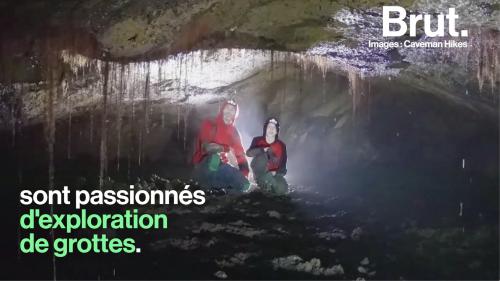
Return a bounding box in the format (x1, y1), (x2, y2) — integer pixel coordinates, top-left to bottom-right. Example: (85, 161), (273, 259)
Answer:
(9, 84), (24, 149)
(177, 104), (181, 139)
(348, 69), (360, 120)
(98, 60), (110, 189)
(56, 48), (385, 129)
(270, 50), (275, 80)
(475, 29), (499, 95)
(144, 62), (151, 135)
(138, 62), (151, 167)
(89, 94), (94, 144)
(281, 53), (288, 110)
(116, 64), (126, 171)
(293, 53), (338, 81)
(43, 48), (59, 281)
(62, 78), (73, 160)
(45, 70), (56, 191)
(183, 104), (189, 150)
(347, 69), (370, 125)
(58, 47), (385, 111)
(14, 84), (24, 184)
(10, 95), (15, 147)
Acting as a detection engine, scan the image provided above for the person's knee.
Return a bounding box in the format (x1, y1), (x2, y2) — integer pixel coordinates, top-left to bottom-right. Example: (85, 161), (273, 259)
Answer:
(251, 154), (268, 174)
(277, 176), (288, 187)
(273, 184), (288, 195)
(219, 164), (249, 192)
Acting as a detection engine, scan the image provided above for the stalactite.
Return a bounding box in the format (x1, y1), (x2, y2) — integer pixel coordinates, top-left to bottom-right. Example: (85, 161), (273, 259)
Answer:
(303, 54), (309, 86)
(177, 104), (181, 140)
(144, 63), (151, 136)
(252, 51), (256, 68)
(138, 121), (142, 167)
(116, 64), (125, 172)
(270, 50), (275, 81)
(157, 60), (162, 97)
(131, 71), (136, 120)
(282, 56), (287, 111)
(15, 83), (24, 185)
(367, 79), (372, 123)
(183, 53), (188, 100)
(89, 103), (94, 144)
(15, 83), (24, 262)
(137, 63), (143, 167)
(98, 60), (110, 189)
(10, 100), (15, 148)
(200, 49), (204, 71)
(322, 71), (327, 103)
(348, 70), (360, 124)
(62, 79), (72, 160)
(44, 63), (57, 281)
(477, 29), (485, 93)
(178, 53), (183, 94)
(309, 57), (314, 81)
(159, 60), (166, 129)
(476, 30), (499, 96)
(127, 68), (136, 180)
(138, 63), (151, 167)
(8, 83), (22, 148)
(189, 49), (195, 75)
(183, 105), (188, 151)
(299, 57), (304, 96)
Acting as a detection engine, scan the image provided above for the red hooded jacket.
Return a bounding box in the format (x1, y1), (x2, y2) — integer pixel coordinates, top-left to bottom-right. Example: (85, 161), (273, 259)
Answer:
(192, 101), (249, 177)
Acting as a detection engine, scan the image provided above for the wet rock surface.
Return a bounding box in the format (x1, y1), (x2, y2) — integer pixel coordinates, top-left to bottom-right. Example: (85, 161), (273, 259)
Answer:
(1, 0), (498, 104)
(37, 174), (496, 280)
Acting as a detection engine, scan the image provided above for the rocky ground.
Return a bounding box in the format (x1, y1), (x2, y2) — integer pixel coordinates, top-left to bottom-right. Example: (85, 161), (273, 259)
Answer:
(31, 174), (495, 280)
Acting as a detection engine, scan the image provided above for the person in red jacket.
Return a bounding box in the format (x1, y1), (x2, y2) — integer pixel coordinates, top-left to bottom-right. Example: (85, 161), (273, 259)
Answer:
(192, 99), (250, 192)
(246, 117), (288, 194)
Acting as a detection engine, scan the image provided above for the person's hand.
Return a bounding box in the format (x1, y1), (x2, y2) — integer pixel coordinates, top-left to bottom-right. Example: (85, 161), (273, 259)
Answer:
(205, 143), (224, 153)
(271, 171), (276, 176)
(211, 143), (224, 151)
(265, 147), (276, 158)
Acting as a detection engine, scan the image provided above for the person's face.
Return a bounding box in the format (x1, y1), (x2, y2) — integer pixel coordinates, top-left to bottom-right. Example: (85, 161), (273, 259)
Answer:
(266, 123), (277, 140)
(222, 105), (236, 125)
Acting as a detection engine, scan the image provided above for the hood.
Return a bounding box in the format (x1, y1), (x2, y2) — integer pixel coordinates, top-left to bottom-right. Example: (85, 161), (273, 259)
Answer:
(216, 99), (239, 126)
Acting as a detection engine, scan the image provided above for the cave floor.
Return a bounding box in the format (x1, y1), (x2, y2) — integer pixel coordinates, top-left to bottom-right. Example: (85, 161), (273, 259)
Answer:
(39, 180), (497, 280)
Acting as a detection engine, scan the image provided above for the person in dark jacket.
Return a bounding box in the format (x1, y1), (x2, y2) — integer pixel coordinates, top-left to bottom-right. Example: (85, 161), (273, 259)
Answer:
(246, 117), (288, 194)
(192, 100), (250, 192)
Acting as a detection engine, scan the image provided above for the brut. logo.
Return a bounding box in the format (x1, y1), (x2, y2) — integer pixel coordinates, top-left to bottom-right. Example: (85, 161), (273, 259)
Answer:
(382, 6), (468, 37)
